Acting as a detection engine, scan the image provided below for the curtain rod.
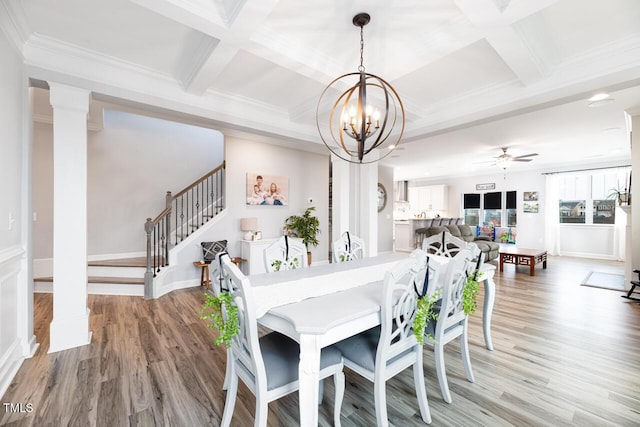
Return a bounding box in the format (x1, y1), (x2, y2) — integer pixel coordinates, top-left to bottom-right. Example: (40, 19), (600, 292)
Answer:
(541, 165), (631, 175)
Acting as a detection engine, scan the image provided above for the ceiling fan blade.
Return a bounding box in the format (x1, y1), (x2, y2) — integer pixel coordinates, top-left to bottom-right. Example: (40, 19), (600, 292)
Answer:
(512, 158), (533, 162)
(513, 153), (538, 159)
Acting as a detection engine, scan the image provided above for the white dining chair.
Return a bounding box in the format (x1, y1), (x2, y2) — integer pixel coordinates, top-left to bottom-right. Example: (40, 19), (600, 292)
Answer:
(333, 254), (432, 427)
(424, 245), (480, 404)
(263, 235), (308, 272)
(332, 231), (365, 262)
(218, 254), (345, 427)
(421, 230), (468, 258)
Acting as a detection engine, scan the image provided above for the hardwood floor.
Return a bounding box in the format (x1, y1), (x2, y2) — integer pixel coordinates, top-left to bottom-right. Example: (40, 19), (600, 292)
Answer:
(2, 256), (639, 426)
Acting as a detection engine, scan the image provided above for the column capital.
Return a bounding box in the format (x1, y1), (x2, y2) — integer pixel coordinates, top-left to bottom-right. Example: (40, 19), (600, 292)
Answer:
(48, 82), (91, 113)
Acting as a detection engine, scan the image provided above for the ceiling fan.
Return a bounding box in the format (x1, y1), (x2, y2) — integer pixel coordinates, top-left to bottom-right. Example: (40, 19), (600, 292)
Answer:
(493, 147), (538, 169)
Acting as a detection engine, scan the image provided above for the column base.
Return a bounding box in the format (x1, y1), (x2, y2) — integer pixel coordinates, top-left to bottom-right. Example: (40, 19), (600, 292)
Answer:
(48, 309), (92, 353)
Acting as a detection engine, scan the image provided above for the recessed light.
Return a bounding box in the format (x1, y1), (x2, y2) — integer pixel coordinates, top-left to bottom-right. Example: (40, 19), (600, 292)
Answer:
(589, 93), (610, 102)
(588, 98), (614, 108)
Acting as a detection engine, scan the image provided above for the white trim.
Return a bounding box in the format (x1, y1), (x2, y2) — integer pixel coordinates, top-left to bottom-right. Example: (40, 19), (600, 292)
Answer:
(0, 341), (24, 399)
(0, 246), (24, 265)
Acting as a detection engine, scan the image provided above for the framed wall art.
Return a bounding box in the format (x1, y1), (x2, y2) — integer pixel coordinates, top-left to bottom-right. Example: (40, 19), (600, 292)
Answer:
(246, 173), (289, 206)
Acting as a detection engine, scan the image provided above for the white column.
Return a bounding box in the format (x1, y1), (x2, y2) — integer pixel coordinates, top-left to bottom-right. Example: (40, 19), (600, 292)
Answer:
(48, 83), (92, 353)
(627, 108), (640, 291)
(331, 155), (351, 243)
(356, 153), (379, 257)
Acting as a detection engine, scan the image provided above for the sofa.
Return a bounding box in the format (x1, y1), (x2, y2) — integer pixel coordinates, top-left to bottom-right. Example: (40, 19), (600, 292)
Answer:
(421, 224), (500, 262)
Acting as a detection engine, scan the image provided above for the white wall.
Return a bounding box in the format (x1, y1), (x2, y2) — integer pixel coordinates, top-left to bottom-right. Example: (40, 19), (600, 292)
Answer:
(0, 28), (29, 398)
(32, 108), (224, 260)
(0, 28), (22, 252)
(221, 135), (330, 263)
(154, 135), (331, 292)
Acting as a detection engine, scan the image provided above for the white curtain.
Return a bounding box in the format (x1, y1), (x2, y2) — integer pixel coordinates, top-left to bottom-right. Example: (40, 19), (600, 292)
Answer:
(613, 168), (630, 260)
(544, 174), (561, 255)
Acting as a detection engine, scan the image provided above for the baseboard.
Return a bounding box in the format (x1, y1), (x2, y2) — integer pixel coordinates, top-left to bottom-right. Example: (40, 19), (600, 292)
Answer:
(155, 278), (200, 299)
(0, 340), (24, 399)
(34, 281), (144, 296)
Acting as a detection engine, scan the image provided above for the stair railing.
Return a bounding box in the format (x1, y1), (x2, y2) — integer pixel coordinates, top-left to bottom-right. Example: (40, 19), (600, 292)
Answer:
(144, 161), (225, 298)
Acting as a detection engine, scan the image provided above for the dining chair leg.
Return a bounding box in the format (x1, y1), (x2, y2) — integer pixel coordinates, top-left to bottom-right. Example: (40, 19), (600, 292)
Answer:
(373, 379), (389, 427)
(221, 373), (238, 427)
(413, 351), (432, 424)
(460, 321), (475, 383)
(222, 349), (232, 390)
(434, 343), (452, 404)
(334, 371), (345, 427)
(255, 395), (269, 427)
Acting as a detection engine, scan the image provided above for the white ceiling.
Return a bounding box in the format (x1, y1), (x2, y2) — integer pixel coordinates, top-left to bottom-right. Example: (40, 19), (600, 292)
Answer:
(2, 0), (639, 180)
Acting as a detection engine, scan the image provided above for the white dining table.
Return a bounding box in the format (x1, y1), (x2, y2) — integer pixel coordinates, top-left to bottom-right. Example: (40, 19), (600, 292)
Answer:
(249, 252), (496, 426)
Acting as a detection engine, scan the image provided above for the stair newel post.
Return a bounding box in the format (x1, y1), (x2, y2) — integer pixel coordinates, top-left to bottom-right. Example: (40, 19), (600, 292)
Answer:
(165, 191), (172, 247)
(144, 217), (154, 299)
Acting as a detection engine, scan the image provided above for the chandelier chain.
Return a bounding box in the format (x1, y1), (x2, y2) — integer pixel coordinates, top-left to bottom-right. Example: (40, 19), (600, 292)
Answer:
(358, 25), (365, 72)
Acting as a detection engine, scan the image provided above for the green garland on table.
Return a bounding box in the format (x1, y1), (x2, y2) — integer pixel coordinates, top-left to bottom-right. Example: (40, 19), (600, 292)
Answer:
(413, 291), (441, 345)
(200, 291), (239, 348)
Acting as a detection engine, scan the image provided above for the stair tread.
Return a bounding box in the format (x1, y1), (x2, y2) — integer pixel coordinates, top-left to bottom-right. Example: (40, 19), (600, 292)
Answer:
(88, 257), (148, 268)
(35, 276), (144, 285)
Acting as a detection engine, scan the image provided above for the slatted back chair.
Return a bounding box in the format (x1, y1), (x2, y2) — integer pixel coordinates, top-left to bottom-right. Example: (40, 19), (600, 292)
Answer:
(218, 254), (345, 427)
(263, 235), (308, 272)
(332, 231), (366, 262)
(334, 254), (432, 427)
(425, 245), (481, 404)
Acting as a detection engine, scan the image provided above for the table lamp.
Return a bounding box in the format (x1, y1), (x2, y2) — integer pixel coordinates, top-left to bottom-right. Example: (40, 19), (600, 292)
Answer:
(241, 217), (258, 240)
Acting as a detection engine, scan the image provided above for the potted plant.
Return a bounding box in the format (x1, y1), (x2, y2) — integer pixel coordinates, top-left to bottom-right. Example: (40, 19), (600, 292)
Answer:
(608, 187), (629, 206)
(283, 206), (320, 265)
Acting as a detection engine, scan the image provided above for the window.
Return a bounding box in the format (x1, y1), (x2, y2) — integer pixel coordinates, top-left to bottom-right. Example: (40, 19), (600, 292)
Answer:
(506, 191), (516, 227)
(557, 168), (630, 225)
(483, 192), (502, 226)
(462, 191), (518, 228)
(463, 193), (480, 226)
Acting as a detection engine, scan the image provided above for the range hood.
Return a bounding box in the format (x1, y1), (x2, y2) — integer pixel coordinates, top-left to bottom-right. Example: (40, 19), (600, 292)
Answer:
(395, 181), (409, 202)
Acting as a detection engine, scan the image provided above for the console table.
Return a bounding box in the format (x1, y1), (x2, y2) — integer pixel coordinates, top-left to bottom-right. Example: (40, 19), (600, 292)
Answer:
(499, 247), (547, 276)
(240, 238), (278, 275)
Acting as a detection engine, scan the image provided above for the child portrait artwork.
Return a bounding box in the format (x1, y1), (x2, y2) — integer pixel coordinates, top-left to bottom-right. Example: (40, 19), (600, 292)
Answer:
(246, 173), (289, 206)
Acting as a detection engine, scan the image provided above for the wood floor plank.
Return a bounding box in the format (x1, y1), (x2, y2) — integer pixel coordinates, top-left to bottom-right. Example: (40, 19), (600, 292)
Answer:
(2, 256), (639, 426)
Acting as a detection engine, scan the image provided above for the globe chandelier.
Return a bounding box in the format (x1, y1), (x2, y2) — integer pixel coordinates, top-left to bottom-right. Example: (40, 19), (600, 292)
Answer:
(316, 13), (405, 164)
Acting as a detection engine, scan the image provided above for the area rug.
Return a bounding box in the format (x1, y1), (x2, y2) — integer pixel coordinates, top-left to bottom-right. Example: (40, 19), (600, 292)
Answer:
(580, 271), (625, 291)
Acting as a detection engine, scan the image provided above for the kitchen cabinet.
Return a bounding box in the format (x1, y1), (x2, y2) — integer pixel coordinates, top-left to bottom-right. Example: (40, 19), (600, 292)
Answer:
(394, 222), (413, 252)
(394, 219), (432, 252)
(408, 185), (448, 212)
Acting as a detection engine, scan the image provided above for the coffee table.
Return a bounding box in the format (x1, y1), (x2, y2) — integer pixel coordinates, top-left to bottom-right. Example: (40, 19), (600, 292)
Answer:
(499, 246), (547, 276)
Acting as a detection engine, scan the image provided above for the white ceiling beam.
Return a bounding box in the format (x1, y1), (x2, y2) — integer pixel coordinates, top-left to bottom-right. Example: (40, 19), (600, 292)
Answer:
(454, 0), (556, 86)
(129, 0), (228, 38)
(182, 0), (281, 94)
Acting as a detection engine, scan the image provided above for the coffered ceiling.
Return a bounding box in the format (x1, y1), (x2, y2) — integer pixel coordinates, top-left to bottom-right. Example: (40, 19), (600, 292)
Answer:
(1, 0), (639, 180)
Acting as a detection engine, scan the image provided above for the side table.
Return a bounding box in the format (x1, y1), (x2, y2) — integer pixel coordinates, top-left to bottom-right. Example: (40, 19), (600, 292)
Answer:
(193, 261), (211, 290)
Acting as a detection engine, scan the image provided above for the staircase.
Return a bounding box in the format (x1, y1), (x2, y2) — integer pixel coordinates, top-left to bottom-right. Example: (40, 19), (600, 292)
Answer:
(34, 161), (226, 298)
(34, 257), (146, 296)
(144, 161), (226, 298)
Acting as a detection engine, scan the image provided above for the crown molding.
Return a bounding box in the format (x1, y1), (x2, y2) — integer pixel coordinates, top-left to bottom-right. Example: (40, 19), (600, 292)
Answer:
(0, 0), (30, 54)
